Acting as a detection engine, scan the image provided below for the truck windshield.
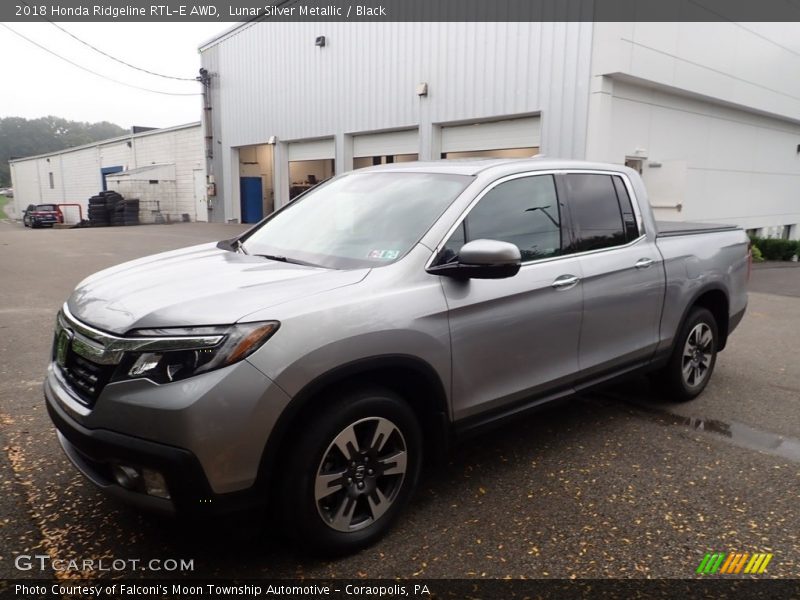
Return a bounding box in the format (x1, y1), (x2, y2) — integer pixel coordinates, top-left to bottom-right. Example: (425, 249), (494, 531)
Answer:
(242, 172), (472, 269)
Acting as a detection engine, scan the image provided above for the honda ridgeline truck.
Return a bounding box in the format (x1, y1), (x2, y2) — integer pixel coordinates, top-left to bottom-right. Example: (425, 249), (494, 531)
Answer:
(45, 159), (749, 554)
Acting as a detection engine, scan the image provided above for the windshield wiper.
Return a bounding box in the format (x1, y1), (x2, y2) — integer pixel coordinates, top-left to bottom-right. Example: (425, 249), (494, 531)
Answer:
(256, 253), (288, 263)
(255, 254), (322, 267)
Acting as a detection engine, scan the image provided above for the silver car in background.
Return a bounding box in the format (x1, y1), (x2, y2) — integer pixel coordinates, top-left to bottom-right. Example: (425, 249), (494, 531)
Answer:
(45, 158), (748, 554)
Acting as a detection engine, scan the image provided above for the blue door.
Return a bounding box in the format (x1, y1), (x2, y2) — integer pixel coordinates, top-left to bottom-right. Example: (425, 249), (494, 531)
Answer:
(101, 166), (123, 191)
(240, 177), (263, 223)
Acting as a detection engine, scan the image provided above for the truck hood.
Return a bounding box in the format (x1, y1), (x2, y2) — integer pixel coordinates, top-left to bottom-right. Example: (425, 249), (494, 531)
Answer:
(67, 242), (369, 334)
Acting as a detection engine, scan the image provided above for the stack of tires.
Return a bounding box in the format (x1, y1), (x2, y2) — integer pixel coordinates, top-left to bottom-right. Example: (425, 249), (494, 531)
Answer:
(87, 192), (114, 227)
(110, 199), (124, 226)
(122, 198), (139, 226)
(87, 191), (140, 227)
(110, 198), (140, 226)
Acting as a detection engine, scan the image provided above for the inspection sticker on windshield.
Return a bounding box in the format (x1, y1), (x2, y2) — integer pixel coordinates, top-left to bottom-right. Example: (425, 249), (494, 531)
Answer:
(369, 250), (400, 260)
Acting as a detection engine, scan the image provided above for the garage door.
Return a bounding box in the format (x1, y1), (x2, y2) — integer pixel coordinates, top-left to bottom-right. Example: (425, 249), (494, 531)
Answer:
(353, 129), (418, 157)
(287, 138), (334, 162)
(441, 117), (541, 154)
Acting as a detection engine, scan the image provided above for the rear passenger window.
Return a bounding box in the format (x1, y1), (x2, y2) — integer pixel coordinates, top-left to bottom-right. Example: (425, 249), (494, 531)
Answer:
(564, 174), (628, 252)
(439, 175), (562, 263)
(613, 176), (640, 241)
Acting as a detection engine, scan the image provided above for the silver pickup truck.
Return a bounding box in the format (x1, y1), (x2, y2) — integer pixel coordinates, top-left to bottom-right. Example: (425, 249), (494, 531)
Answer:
(45, 158), (749, 554)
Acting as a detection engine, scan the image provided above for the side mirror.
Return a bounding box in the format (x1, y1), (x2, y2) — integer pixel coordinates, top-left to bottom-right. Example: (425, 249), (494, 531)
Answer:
(427, 239), (522, 279)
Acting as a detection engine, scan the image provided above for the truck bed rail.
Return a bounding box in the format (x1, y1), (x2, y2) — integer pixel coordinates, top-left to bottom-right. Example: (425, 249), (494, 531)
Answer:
(656, 221), (740, 238)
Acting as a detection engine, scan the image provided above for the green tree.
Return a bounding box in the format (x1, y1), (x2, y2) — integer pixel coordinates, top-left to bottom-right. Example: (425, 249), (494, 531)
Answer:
(0, 116), (127, 186)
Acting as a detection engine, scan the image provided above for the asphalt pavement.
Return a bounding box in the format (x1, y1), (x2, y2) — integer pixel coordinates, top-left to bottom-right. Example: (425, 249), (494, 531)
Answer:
(0, 221), (798, 580)
(750, 262), (800, 298)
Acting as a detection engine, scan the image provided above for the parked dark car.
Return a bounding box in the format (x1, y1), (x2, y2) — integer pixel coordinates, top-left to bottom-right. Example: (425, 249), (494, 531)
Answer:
(23, 204), (63, 228)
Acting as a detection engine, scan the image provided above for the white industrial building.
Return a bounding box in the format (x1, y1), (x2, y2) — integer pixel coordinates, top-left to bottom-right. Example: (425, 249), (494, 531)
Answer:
(199, 21), (800, 239)
(9, 122), (208, 223)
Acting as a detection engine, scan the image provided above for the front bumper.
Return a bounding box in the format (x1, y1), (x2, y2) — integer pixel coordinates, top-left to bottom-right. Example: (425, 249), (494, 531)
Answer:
(46, 386), (263, 517)
(44, 356), (293, 516)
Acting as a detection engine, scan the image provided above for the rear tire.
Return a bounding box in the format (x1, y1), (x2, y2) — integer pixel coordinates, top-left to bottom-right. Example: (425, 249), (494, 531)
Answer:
(657, 307), (718, 401)
(277, 387), (422, 556)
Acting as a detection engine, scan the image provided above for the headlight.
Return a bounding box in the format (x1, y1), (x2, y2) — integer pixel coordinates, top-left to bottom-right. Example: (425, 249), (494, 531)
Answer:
(112, 321), (279, 384)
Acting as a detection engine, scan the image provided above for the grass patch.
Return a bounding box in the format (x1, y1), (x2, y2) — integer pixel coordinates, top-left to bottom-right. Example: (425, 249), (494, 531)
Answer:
(0, 195), (8, 220)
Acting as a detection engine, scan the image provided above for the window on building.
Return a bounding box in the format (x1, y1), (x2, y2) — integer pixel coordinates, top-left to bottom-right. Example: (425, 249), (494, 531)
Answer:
(48, 172), (54, 189)
(439, 175), (562, 263)
(564, 174), (628, 252)
(624, 158), (643, 174)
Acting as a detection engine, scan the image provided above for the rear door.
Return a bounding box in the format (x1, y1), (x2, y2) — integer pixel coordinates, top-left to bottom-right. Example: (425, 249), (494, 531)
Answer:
(433, 172), (583, 420)
(561, 172), (664, 379)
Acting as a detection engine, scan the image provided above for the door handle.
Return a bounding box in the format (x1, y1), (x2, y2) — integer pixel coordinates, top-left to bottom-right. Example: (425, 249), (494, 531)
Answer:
(552, 274), (580, 290)
(635, 258), (655, 269)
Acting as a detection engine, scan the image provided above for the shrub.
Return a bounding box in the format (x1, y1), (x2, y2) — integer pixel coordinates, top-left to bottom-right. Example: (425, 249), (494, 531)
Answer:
(750, 244), (764, 262)
(750, 237), (799, 261)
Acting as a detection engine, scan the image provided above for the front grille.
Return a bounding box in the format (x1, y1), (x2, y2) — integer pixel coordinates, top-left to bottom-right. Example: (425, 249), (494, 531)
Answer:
(59, 350), (116, 407)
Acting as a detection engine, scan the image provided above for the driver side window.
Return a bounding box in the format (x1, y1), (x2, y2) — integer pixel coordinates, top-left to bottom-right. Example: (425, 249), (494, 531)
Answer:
(439, 174), (562, 263)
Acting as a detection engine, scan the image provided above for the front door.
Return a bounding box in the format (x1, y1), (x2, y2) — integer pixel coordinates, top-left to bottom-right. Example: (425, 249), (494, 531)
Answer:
(435, 173), (583, 421)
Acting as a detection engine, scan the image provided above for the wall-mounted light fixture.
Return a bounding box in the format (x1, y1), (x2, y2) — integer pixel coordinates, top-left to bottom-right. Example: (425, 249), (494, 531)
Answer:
(315, 36), (326, 47)
(267, 136), (277, 145)
(416, 82), (428, 97)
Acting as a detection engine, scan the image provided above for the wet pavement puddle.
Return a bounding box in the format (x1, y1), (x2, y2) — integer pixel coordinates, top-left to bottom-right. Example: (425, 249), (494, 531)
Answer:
(595, 393), (800, 463)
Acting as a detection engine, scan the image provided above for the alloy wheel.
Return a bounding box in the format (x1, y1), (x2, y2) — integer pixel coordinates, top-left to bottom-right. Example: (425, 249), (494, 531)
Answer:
(314, 417), (407, 532)
(681, 322), (714, 388)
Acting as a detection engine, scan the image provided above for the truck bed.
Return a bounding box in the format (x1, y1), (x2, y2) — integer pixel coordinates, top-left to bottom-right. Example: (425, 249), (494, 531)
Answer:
(656, 221), (740, 237)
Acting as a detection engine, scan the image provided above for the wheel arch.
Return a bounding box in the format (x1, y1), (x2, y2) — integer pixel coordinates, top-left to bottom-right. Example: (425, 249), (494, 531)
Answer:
(256, 355), (451, 492)
(683, 285), (730, 351)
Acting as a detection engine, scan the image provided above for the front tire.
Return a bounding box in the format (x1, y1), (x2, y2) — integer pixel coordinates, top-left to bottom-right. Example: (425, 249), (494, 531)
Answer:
(278, 387), (422, 556)
(658, 307), (718, 401)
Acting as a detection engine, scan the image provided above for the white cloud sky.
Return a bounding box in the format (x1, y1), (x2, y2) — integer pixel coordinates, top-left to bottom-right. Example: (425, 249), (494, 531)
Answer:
(0, 22), (227, 128)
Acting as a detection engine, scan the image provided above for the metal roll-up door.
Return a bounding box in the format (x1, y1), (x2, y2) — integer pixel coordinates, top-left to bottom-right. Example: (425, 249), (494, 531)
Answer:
(353, 129), (419, 157)
(441, 117), (541, 153)
(287, 138), (335, 162)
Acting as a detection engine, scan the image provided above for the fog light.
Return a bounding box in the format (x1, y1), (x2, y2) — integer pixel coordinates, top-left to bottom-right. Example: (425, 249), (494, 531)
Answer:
(111, 465), (141, 490)
(142, 468), (171, 499)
